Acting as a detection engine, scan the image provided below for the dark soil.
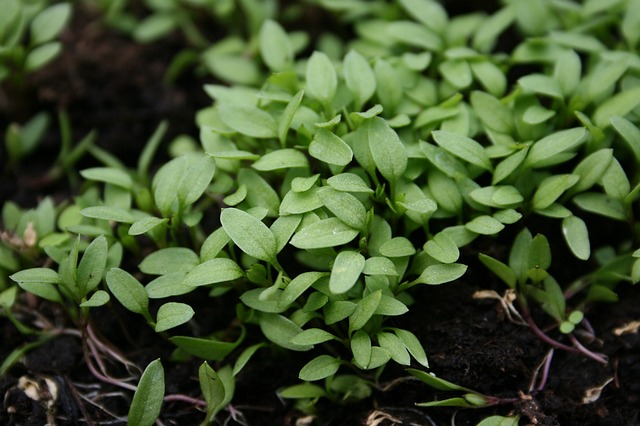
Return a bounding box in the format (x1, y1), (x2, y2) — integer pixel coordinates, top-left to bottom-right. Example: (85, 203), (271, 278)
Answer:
(2, 3), (640, 426)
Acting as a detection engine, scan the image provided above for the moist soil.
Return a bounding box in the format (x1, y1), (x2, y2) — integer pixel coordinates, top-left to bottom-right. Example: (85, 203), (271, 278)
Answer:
(1, 4), (640, 426)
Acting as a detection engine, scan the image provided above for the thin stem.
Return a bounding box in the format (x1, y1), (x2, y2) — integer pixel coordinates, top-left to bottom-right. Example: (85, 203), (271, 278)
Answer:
(164, 394), (207, 407)
(523, 311), (576, 353)
(569, 334), (608, 364)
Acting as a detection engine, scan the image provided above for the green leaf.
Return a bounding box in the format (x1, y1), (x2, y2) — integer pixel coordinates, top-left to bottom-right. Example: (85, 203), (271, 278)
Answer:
(470, 91), (513, 134)
(432, 131), (492, 170)
(573, 193), (627, 221)
(146, 273), (193, 299)
(492, 146), (529, 184)
(128, 359), (164, 426)
(393, 328), (429, 367)
(240, 288), (286, 313)
(425, 232), (459, 264)
(554, 49), (581, 96)
(349, 290), (382, 332)
(476, 415), (521, 426)
(299, 355), (341, 381)
(155, 302), (195, 332)
(351, 330), (372, 369)
(139, 248), (199, 275)
(529, 234), (551, 271)
(134, 13), (176, 42)
(562, 216), (590, 261)
(571, 149), (614, 193)
(439, 59), (472, 89)
(611, 116), (640, 163)
(279, 90), (304, 145)
(106, 268), (149, 316)
(290, 218), (359, 249)
(280, 187), (323, 215)
(291, 328), (338, 346)
(270, 215), (303, 253)
(329, 250), (366, 294)
(388, 21), (442, 51)
(306, 51), (337, 104)
(364, 118), (407, 183)
(279, 383), (326, 399)
(259, 313), (312, 351)
(182, 258), (240, 287)
(259, 20), (293, 72)
(25, 42), (62, 72)
(407, 368), (469, 391)
(309, 129), (353, 166)
(344, 49), (376, 109)
(414, 263), (467, 285)
(218, 104), (277, 138)
(318, 187), (366, 230)
(30, 3), (72, 45)
(129, 217), (168, 236)
(470, 60), (507, 97)
(532, 174), (579, 210)
(377, 332), (410, 365)
(280, 272), (327, 308)
(622, 0), (640, 46)
(518, 74), (563, 99)
(199, 362), (226, 422)
(379, 237), (415, 257)
(81, 167), (133, 190)
(77, 235), (108, 294)
(398, 0), (448, 32)
(10, 268), (59, 285)
(80, 290), (110, 308)
(465, 215), (505, 235)
(152, 156), (185, 216)
(178, 154), (216, 206)
(232, 343), (265, 376)
(252, 149), (308, 171)
(221, 208), (278, 263)
(327, 173), (374, 193)
(525, 128), (588, 168)
(479, 254), (516, 288)
(238, 168), (280, 217)
(594, 87), (640, 128)
(80, 206), (135, 224)
(170, 335), (240, 360)
(602, 158), (630, 200)
(363, 257), (398, 276)
(374, 59), (403, 113)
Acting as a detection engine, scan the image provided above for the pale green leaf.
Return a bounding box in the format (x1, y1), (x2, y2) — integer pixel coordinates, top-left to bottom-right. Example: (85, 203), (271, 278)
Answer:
(306, 51), (337, 104)
(218, 104), (277, 138)
(432, 131), (492, 170)
(562, 216), (590, 261)
(309, 129), (353, 166)
(317, 187), (366, 230)
(290, 218), (359, 249)
(182, 258), (244, 286)
(299, 355), (341, 381)
(155, 302), (195, 332)
(106, 268), (149, 316)
(329, 250), (365, 294)
(128, 359), (164, 426)
(252, 149), (308, 171)
(344, 49), (376, 109)
(425, 232), (460, 264)
(221, 208), (278, 263)
(259, 20), (293, 72)
(139, 248), (199, 275)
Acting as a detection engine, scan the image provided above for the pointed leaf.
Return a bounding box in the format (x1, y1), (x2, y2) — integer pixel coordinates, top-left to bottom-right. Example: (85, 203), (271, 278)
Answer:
(306, 51), (337, 104)
(155, 302), (195, 332)
(562, 216), (590, 261)
(365, 117), (408, 182)
(218, 104), (277, 138)
(329, 250), (365, 294)
(128, 359), (164, 426)
(432, 130), (492, 170)
(290, 218), (358, 249)
(259, 20), (293, 72)
(309, 129), (353, 166)
(221, 208), (278, 263)
(425, 232), (459, 263)
(106, 268), (149, 316)
(299, 355), (341, 381)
